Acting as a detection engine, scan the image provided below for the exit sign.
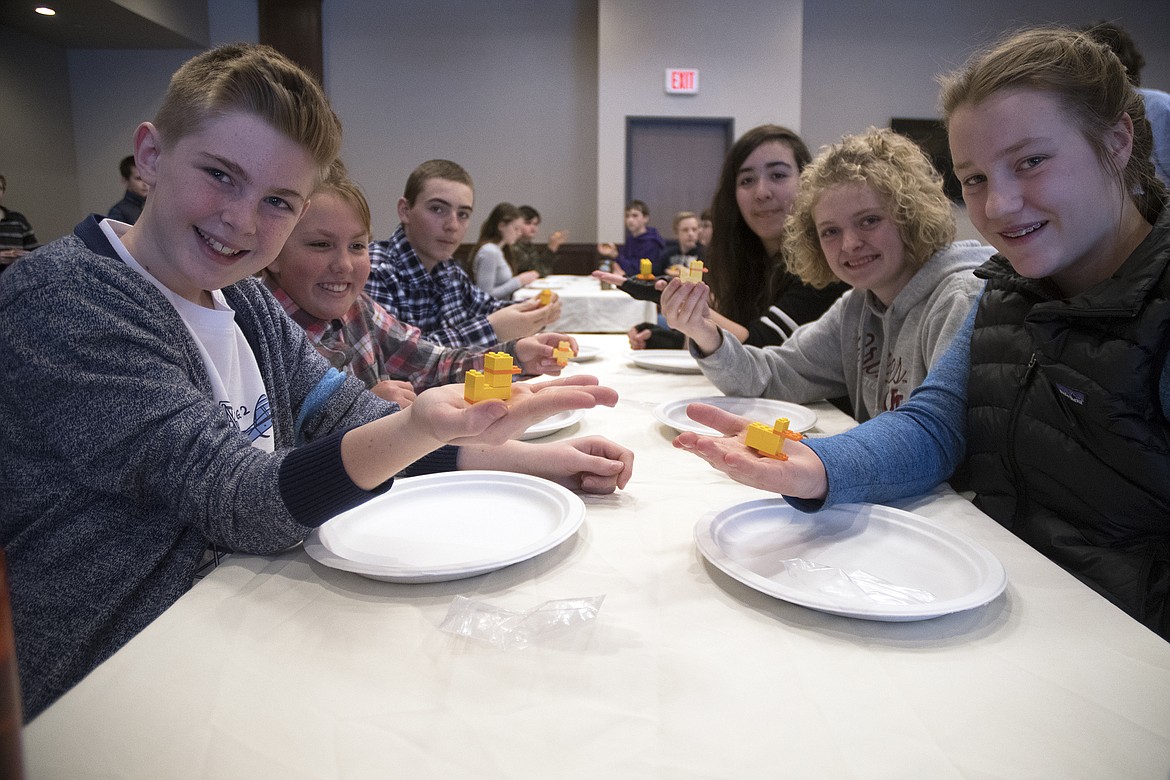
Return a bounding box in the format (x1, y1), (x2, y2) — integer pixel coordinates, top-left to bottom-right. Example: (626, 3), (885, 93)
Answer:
(665, 68), (699, 94)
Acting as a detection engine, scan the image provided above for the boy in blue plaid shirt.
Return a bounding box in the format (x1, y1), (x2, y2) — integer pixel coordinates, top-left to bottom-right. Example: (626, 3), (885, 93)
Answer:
(365, 160), (561, 348)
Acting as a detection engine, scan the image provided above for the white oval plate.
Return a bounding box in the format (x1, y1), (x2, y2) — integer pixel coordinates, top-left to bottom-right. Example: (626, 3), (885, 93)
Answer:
(695, 500), (1006, 621)
(654, 396), (817, 434)
(629, 350), (700, 374)
(518, 408), (585, 440)
(569, 344), (602, 362)
(305, 471), (585, 583)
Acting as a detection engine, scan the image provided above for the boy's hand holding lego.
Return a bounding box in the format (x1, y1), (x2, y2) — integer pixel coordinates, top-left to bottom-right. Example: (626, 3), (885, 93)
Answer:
(671, 402), (828, 500)
(340, 375), (619, 490)
(660, 278), (722, 355)
(515, 332), (579, 376)
(488, 296), (562, 341)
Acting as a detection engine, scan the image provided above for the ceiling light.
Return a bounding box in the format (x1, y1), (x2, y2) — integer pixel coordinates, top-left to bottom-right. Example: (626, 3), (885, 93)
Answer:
(35, 6), (57, 15)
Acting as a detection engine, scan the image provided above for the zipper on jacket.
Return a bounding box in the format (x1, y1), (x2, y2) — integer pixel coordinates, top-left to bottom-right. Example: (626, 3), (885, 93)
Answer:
(1006, 353), (1040, 531)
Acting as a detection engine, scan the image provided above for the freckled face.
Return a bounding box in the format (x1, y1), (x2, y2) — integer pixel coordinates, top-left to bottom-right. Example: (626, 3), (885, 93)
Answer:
(268, 191), (370, 321)
(735, 140), (800, 254)
(125, 111), (316, 306)
(949, 88), (1131, 295)
(814, 182), (914, 306)
(397, 178), (474, 270)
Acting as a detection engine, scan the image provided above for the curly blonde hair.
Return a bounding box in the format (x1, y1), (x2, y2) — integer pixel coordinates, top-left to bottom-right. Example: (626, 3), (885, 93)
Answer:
(785, 127), (955, 288)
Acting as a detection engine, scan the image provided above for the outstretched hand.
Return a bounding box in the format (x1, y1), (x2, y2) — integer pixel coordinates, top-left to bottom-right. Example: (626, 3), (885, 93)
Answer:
(671, 402), (829, 500)
(659, 279), (721, 355)
(515, 332), (579, 376)
(408, 375), (617, 448)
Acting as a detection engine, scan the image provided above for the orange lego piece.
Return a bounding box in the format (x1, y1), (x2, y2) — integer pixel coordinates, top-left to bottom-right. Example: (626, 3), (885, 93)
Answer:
(464, 351), (522, 403)
(677, 259), (707, 283)
(552, 340), (576, 367)
(744, 417), (804, 461)
(537, 288), (553, 306)
(635, 258), (655, 280)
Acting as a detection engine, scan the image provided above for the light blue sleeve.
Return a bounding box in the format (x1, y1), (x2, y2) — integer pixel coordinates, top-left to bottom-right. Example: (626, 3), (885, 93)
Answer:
(789, 306), (974, 510)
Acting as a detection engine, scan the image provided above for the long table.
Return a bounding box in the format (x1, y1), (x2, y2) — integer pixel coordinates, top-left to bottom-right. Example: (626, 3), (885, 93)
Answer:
(23, 335), (1170, 778)
(513, 274), (656, 333)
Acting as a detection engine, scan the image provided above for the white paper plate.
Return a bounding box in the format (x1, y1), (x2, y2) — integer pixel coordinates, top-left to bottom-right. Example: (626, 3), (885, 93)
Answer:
(305, 471), (585, 583)
(629, 350), (701, 374)
(569, 344), (602, 362)
(654, 396), (817, 435)
(695, 500), (1006, 621)
(518, 408), (585, 440)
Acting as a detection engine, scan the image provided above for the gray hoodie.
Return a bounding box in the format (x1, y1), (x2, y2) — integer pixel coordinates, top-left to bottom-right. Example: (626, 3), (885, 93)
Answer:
(695, 240), (993, 421)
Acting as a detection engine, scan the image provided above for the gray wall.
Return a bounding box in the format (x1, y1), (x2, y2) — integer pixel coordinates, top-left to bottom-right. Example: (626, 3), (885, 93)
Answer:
(323, 0), (599, 242)
(0, 26), (78, 245)
(596, 0), (803, 243)
(6, 0), (1170, 249)
(801, 0), (1170, 152)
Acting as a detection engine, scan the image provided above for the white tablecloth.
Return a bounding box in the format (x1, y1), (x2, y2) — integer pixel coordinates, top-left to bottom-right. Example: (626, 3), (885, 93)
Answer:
(23, 335), (1170, 778)
(513, 275), (656, 333)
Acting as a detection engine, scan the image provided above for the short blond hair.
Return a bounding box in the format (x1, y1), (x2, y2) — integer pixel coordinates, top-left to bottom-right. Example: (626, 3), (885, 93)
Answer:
(785, 128), (955, 289)
(672, 211), (698, 232)
(154, 43), (341, 179)
(320, 159), (372, 241)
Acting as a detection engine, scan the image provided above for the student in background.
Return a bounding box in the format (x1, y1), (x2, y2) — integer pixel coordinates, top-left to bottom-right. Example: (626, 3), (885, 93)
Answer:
(264, 165), (576, 407)
(466, 201), (538, 299)
(365, 160), (560, 348)
(607, 126), (847, 350)
(512, 204), (567, 278)
(674, 27), (1170, 639)
(0, 44), (632, 719)
(107, 155), (150, 225)
(0, 174), (37, 273)
(662, 127), (990, 421)
(1081, 20), (1170, 186)
(654, 210), (704, 276)
(697, 208), (713, 249)
(597, 199), (665, 276)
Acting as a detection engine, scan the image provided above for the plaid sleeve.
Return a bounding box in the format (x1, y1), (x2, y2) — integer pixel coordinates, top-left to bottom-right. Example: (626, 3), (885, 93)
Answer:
(425, 267), (509, 348)
(364, 298), (483, 390)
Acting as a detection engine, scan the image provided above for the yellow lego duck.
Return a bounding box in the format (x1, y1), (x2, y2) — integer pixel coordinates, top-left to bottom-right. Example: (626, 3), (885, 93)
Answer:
(537, 288), (553, 306)
(464, 352), (522, 403)
(677, 259), (707, 283)
(744, 417), (804, 461)
(635, 258), (655, 280)
(552, 340), (576, 367)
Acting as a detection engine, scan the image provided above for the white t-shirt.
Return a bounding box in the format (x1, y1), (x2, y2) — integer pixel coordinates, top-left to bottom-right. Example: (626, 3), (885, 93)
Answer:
(100, 219), (275, 452)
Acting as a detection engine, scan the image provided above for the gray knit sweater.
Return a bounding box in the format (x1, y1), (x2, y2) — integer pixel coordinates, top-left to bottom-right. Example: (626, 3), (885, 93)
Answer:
(0, 217), (457, 720)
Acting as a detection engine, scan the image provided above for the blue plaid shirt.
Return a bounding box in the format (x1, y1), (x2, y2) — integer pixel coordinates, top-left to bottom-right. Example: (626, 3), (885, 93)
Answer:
(365, 225), (511, 348)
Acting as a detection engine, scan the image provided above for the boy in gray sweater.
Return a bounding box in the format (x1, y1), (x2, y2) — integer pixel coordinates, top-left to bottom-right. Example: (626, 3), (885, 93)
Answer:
(0, 44), (631, 721)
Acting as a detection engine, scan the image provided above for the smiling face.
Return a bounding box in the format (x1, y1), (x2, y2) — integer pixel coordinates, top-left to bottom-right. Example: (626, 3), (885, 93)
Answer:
(397, 177), (474, 271)
(267, 190), (370, 321)
(949, 88), (1134, 296)
(814, 182), (914, 306)
(735, 140), (800, 253)
(124, 111), (316, 307)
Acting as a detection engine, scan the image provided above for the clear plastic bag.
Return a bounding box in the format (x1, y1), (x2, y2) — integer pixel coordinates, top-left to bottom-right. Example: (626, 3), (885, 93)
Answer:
(439, 595), (605, 649)
(782, 559), (936, 606)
